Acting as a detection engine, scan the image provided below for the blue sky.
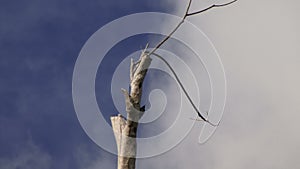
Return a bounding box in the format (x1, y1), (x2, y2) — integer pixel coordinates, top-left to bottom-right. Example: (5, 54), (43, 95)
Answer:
(2, 0), (300, 169)
(0, 0), (176, 168)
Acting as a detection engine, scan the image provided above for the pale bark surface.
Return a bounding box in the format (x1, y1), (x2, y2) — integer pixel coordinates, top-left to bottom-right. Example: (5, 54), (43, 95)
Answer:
(111, 51), (152, 169)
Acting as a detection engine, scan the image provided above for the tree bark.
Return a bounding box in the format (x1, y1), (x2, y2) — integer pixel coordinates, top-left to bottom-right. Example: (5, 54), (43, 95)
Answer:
(111, 51), (152, 169)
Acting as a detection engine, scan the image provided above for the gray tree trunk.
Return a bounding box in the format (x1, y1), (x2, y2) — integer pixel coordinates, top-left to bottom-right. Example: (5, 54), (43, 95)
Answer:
(111, 51), (152, 169)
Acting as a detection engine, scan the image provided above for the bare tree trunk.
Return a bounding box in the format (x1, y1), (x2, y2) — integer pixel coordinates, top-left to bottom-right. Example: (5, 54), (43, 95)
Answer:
(111, 51), (152, 169)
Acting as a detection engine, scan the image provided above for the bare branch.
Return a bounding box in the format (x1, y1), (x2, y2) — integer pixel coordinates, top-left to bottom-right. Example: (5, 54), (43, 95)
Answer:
(142, 43), (149, 55)
(187, 0), (238, 16)
(147, 0), (237, 56)
(147, 0), (192, 56)
(146, 51), (219, 127)
(184, 0), (193, 18)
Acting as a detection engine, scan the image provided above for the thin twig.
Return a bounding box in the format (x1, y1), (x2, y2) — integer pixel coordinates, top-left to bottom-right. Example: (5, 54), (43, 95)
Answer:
(187, 0), (238, 16)
(146, 51), (219, 127)
(147, 0), (192, 56)
(147, 0), (237, 56)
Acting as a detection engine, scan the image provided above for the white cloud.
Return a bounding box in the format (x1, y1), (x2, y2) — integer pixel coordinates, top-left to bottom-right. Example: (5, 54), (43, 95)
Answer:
(136, 0), (300, 169)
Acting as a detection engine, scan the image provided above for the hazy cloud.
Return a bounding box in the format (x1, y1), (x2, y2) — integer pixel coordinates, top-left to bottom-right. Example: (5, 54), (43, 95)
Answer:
(137, 0), (300, 169)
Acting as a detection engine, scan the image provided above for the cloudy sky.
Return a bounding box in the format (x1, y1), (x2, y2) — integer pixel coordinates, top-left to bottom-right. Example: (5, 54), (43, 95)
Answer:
(1, 0), (300, 169)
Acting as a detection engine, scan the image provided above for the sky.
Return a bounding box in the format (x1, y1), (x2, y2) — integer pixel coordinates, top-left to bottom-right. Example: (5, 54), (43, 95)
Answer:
(1, 0), (300, 169)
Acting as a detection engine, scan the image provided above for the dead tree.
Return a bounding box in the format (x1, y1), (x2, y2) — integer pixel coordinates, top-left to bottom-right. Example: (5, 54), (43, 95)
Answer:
(111, 48), (151, 169)
(110, 1), (238, 169)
